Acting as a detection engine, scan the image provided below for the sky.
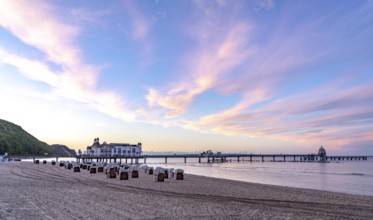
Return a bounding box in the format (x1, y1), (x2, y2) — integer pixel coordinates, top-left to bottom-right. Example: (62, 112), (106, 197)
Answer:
(0, 0), (372, 155)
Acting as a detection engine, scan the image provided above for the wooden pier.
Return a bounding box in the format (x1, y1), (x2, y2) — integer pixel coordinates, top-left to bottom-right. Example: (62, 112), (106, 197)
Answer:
(76, 153), (368, 164)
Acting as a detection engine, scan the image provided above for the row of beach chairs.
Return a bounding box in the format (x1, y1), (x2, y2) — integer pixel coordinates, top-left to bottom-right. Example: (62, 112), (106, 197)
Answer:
(46, 160), (184, 182)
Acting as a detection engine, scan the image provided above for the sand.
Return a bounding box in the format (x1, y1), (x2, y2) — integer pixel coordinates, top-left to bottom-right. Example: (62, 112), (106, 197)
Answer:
(0, 162), (372, 220)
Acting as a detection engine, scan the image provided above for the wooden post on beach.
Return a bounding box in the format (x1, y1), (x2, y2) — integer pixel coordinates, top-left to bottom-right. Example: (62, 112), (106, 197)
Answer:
(283, 156), (286, 162)
(198, 157), (201, 163)
(184, 157), (186, 163)
(294, 155), (296, 162)
(273, 156), (275, 161)
(56, 157), (59, 162)
(250, 156), (252, 162)
(262, 156), (264, 162)
(144, 157), (146, 163)
(131, 158), (133, 164)
(237, 156), (240, 162)
(165, 157), (167, 163)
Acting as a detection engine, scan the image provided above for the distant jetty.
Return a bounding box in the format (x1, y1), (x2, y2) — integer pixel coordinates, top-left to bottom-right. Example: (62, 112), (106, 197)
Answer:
(76, 145), (368, 164)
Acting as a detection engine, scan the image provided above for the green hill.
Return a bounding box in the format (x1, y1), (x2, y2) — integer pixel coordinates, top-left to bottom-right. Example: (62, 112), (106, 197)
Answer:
(0, 119), (76, 157)
(50, 144), (76, 157)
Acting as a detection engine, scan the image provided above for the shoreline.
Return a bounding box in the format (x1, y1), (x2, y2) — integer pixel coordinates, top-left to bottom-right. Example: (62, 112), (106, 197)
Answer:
(1, 162), (373, 219)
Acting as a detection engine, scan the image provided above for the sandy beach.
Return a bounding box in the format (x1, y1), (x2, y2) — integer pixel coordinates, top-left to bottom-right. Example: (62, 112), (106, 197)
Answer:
(0, 162), (372, 220)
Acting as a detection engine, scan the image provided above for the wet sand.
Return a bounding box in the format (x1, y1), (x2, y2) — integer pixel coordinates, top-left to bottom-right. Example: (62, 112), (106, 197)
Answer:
(0, 162), (372, 220)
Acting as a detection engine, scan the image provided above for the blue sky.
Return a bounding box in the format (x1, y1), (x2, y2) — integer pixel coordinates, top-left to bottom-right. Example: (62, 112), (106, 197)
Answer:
(0, 0), (372, 154)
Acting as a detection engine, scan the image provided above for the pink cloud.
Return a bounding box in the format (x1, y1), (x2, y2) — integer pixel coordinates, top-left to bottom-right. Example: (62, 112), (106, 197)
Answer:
(123, 1), (151, 41)
(0, 0), (81, 68)
(0, 0), (137, 121)
(0, 48), (59, 86)
(181, 81), (373, 150)
(146, 22), (253, 118)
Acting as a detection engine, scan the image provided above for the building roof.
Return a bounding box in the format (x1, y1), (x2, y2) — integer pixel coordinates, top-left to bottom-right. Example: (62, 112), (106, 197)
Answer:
(90, 143), (141, 148)
(318, 145), (326, 155)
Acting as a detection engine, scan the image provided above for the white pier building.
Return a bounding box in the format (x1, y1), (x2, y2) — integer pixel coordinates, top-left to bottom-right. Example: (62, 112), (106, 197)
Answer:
(86, 138), (142, 157)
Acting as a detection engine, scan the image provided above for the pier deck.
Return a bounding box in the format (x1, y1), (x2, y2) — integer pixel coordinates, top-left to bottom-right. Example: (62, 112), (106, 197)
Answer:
(75, 153), (368, 164)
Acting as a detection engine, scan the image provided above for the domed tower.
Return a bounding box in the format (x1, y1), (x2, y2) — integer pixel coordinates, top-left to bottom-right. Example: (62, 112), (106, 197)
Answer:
(318, 145), (327, 162)
(93, 137), (100, 147)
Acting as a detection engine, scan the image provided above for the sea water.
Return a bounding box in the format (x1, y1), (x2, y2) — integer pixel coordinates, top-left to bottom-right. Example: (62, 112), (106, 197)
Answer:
(21, 156), (373, 196)
(146, 157), (373, 196)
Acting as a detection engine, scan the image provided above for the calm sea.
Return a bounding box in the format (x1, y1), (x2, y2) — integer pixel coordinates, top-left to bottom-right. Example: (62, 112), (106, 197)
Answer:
(19, 156), (373, 196)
